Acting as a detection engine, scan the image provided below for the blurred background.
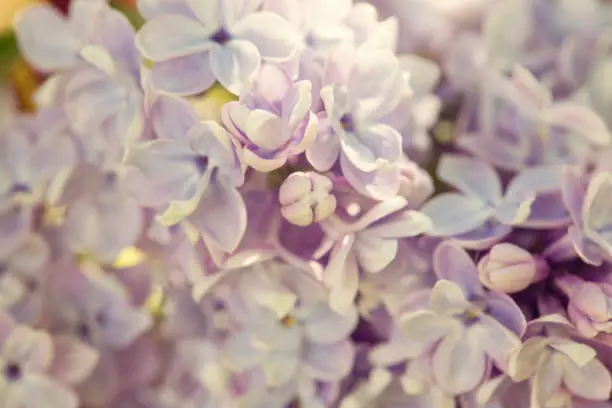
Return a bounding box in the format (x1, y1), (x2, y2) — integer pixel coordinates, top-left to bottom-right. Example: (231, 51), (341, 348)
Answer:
(0, 0), (138, 111)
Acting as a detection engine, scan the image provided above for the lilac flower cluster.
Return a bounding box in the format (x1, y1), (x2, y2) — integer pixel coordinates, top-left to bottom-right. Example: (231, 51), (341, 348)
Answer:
(2, 0), (612, 406)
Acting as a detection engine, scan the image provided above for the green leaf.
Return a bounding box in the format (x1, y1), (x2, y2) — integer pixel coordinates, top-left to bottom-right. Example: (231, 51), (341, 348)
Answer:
(0, 30), (20, 81)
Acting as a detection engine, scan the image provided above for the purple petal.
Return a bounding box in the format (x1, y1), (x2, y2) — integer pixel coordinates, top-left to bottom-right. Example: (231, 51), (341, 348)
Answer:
(432, 329), (487, 395)
(562, 357), (612, 401)
(420, 193), (493, 236)
(19, 376), (78, 408)
(136, 14), (211, 61)
(210, 40), (261, 95)
(515, 193), (571, 229)
(437, 155), (502, 204)
(303, 340), (354, 381)
(450, 220), (512, 250)
(48, 335), (99, 386)
(306, 118), (340, 172)
(14, 5), (82, 71)
(339, 152), (401, 200)
(541, 102), (611, 146)
(429, 280), (470, 316)
(561, 167), (587, 225)
(399, 310), (460, 354)
(433, 241), (484, 297)
(486, 291), (527, 337)
(150, 53), (216, 95)
(188, 179), (247, 253)
(233, 11), (300, 61)
(148, 94), (199, 140)
(303, 303), (358, 344)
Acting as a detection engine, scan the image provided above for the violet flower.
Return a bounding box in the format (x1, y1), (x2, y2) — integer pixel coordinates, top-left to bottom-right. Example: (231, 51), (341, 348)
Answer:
(222, 63), (318, 172)
(555, 274), (612, 338)
(0, 317), (98, 408)
(457, 66), (610, 171)
(397, 242), (526, 396)
(421, 154), (568, 249)
(306, 43), (411, 200)
(316, 196), (431, 313)
(558, 169), (612, 265)
(124, 94), (246, 253)
(136, 0), (301, 95)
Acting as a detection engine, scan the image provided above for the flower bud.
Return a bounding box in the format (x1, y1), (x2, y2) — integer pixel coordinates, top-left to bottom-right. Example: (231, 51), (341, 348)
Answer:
(279, 172), (336, 227)
(477, 243), (549, 293)
(555, 275), (612, 338)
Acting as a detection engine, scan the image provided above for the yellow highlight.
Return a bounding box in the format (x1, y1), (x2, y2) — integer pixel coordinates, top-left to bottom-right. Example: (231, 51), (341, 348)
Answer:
(187, 83), (237, 123)
(0, 0), (40, 31)
(144, 285), (165, 319)
(112, 246), (146, 269)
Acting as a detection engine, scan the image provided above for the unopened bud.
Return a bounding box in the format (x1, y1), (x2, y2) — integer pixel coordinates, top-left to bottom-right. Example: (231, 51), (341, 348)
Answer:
(478, 243), (549, 293)
(279, 172), (336, 227)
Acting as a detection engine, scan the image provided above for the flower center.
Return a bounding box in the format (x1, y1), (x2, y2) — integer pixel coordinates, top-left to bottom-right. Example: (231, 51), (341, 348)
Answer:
(280, 314), (297, 328)
(210, 28), (232, 45)
(340, 113), (356, 133)
(77, 321), (92, 341)
(10, 183), (31, 194)
(4, 363), (22, 381)
(195, 155), (210, 174)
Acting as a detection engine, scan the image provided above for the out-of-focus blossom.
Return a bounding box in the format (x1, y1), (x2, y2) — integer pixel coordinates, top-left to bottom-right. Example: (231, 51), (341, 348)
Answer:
(136, 0), (301, 95)
(0, 234), (49, 324)
(264, 0), (398, 51)
(222, 262), (357, 392)
(222, 63), (318, 172)
(457, 66), (611, 171)
(0, 315), (98, 408)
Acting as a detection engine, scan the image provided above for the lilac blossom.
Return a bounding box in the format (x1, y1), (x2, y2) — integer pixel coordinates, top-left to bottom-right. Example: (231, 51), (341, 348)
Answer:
(0, 234), (50, 324)
(57, 164), (143, 264)
(316, 196), (431, 313)
(552, 169), (612, 265)
(507, 336), (612, 407)
(222, 63), (318, 172)
(14, 0), (140, 74)
(555, 274), (612, 338)
(0, 109), (76, 205)
(395, 242), (525, 396)
(136, 0), (301, 95)
(8, 0), (612, 406)
(124, 94), (246, 253)
(0, 316), (98, 408)
(457, 66), (611, 171)
(222, 262), (357, 391)
(421, 154), (568, 249)
(263, 0), (397, 51)
(306, 43), (411, 199)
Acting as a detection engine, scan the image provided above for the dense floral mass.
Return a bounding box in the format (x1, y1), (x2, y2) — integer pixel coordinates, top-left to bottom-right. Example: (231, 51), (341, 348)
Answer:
(2, 0), (612, 406)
